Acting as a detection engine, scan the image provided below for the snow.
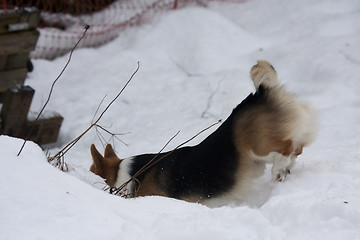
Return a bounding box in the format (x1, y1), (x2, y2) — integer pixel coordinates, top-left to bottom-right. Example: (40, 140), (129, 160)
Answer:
(1, 0), (360, 239)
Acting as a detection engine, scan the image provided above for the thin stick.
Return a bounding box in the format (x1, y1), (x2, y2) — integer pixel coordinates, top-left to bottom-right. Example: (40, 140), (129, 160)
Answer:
(95, 61), (139, 122)
(169, 55), (202, 77)
(94, 124), (129, 147)
(92, 95), (107, 124)
(201, 77), (224, 119)
(17, 25), (90, 156)
(113, 119), (222, 196)
(113, 130), (180, 196)
(145, 119), (221, 170)
(49, 61), (140, 163)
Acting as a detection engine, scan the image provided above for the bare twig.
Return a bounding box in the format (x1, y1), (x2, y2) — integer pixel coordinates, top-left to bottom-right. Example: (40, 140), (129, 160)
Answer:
(94, 124), (129, 148)
(112, 119), (222, 197)
(340, 50), (360, 64)
(113, 130), (180, 197)
(92, 96), (129, 147)
(52, 153), (69, 172)
(17, 25), (90, 156)
(201, 78), (224, 119)
(48, 61), (140, 164)
(92, 95), (107, 124)
(169, 55), (202, 77)
(95, 126), (109, 148)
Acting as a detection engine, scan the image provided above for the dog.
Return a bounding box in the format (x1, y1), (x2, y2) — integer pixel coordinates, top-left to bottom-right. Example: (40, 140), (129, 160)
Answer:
(90, 60), (317, 207)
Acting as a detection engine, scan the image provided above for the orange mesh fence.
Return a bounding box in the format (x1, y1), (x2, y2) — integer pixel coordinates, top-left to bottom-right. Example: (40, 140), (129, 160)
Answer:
(2, 0), (246, 59)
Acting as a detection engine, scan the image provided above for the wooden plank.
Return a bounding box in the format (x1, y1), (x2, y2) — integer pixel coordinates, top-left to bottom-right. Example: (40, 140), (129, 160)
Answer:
(0, 68), (27, 92)
(0, 30), (39, 55)
(0, 86), (34, 136)
(22, 9), (41, 30)
(24, 115), (64, 144)
(0, 55), (6, 70)
(0, 8), (40, 34)
(0, 12), (18, 34)
(4, 52), (29, 70)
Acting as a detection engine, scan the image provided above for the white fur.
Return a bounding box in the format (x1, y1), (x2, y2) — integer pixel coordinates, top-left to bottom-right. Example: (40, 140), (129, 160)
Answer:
(203, 158), (267, 207)
(291, 102), (318, 146)
(249, 151), (292, 181)
(203, 181), (255, 207)
(114, 157), (134, 194)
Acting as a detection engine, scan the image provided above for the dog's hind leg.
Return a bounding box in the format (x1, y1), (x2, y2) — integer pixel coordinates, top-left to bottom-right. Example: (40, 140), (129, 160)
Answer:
(249, 138), (295, 181)
(285, 144), (304, 174)
(271, 154), (292, 181)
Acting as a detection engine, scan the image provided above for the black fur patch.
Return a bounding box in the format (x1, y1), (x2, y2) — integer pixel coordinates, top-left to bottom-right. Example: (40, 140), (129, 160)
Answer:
(130, 86), (268, 199)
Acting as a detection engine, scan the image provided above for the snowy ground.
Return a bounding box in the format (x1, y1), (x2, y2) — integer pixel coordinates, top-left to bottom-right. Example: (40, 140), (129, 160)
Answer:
(1, 0), (360, 239)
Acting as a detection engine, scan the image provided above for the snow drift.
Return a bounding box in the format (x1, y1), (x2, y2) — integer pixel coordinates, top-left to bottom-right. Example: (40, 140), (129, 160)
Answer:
(1, 0), (360, 239)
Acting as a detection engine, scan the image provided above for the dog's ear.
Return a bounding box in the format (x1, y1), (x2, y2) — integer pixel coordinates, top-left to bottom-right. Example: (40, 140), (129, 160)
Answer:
(90, 144), (122, 187)
(104, 144), (118, 159)
(90, 144), (105, 177)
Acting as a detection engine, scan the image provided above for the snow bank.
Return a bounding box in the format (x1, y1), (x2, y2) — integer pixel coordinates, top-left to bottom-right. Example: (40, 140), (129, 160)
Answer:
(1, 0), (360, 239)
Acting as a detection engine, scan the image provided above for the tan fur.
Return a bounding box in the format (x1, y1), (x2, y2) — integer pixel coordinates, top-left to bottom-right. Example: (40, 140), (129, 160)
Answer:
(90, 144), (169, 197)
(136, 169), (205, 203)
(235, 60), (317, 181)
(135, 168), (167, 197)
(250, 60), (280, 89)
(242, 61), (316, 157)
(233, 94), (301, 158)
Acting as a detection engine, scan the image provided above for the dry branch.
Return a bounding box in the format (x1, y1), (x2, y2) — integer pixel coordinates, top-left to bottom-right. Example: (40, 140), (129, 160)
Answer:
(201, 78), (224, 119)
(94, 124), (130, 148)
(48, 61), (140, 165)
(169, 55), (202, 77)
(340, 50), (360, 64)
(17, 25), (90, 156)
(91, 96), (129, 148)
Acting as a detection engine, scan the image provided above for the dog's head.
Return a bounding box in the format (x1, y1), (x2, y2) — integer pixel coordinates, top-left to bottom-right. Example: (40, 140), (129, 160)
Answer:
(90, 144), (122, 187)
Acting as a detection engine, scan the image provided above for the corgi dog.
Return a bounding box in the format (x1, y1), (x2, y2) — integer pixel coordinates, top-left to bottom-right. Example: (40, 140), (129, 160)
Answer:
(90, 60), (317, 207)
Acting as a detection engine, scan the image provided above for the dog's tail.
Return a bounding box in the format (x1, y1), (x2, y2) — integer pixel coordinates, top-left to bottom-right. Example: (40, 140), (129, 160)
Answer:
(250, 60), (280, 90)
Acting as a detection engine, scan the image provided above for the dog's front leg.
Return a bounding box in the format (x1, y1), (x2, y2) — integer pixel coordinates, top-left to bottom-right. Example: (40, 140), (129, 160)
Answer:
(271, 153), (292, 182)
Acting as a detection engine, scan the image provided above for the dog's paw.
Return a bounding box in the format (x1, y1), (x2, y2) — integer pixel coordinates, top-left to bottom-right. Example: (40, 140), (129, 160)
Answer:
(274, 169), (291, 182)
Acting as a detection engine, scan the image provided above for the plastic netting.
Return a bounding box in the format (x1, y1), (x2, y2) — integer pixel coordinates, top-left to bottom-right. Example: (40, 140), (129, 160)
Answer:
(2, 0), (245, 59)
